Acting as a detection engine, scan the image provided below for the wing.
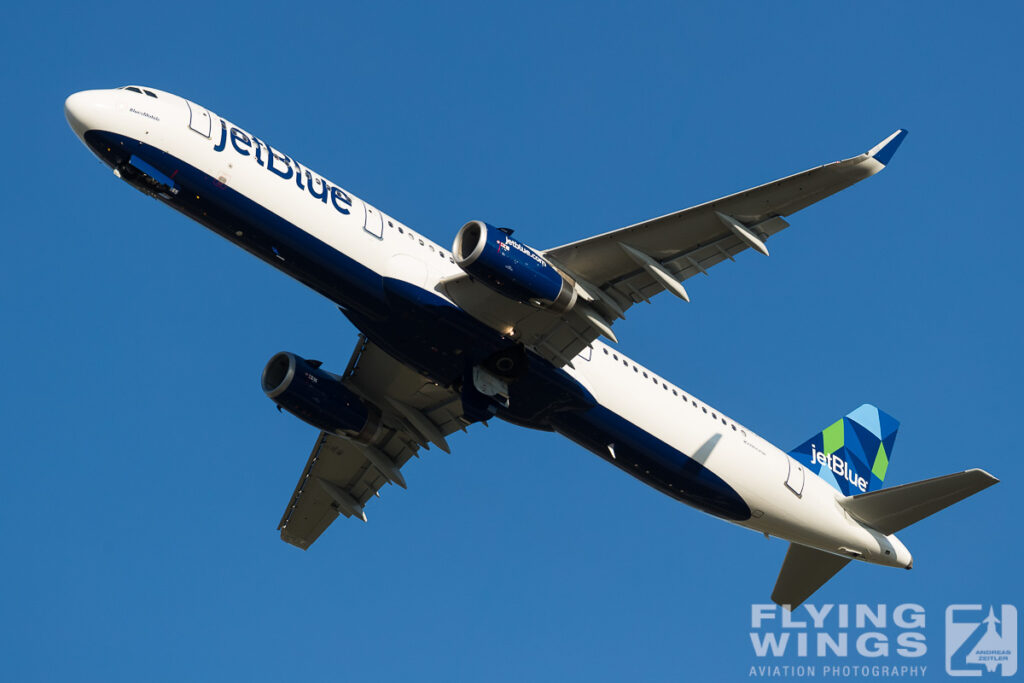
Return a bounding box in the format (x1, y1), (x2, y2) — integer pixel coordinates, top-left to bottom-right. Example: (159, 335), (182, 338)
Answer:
(441, 130), (907, 367)
(277, 335), (474, 549)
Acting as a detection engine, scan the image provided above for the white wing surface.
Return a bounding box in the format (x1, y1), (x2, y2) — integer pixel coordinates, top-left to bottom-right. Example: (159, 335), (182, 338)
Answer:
(277, 336), (473, 549)
(442, 131), (907, 367)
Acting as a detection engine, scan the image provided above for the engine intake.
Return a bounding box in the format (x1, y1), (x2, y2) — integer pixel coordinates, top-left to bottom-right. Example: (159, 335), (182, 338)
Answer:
(261, 352), (381, 442)
(453, 220), (576, 313)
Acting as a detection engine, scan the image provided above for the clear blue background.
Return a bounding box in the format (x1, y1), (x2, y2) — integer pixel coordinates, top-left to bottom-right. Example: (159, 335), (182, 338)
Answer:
(2, 3), (1020, 680)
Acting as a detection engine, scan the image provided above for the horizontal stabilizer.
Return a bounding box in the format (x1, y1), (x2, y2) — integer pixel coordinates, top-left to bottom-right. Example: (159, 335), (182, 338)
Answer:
(840, 469), (999, 535)
(772, 543), (851, 610)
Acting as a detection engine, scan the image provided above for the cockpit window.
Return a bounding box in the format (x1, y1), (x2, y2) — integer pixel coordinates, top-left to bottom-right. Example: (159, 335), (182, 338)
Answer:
(120, 86), (157, 98)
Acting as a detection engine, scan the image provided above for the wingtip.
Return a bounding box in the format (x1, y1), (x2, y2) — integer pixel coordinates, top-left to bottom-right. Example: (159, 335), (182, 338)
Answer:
(770, 594), (798, 611)
(966, 468), (1000, 485)
(868, 129), (909, 166)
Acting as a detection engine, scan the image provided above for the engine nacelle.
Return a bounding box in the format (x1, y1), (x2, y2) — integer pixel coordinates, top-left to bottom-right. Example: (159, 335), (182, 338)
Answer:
(453, 220), (577, 313)
(261, 352), (381, 442)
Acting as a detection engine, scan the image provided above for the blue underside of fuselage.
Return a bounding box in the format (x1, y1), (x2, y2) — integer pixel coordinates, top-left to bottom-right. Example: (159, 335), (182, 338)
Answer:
(83, 129), (751, 522)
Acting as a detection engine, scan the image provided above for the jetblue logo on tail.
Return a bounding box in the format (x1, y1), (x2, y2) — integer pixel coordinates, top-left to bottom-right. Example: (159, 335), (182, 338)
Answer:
(810, 444), (869, 493)
(790, 404), (900, 496)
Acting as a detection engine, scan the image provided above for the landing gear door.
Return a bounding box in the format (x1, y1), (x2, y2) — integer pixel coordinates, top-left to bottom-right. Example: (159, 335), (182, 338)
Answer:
(186, 101), (212, 138)
(785, 457), (805, 496)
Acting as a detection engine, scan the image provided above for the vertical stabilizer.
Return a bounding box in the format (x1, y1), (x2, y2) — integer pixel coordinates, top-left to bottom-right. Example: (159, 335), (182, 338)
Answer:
(790, 404), (899, 495)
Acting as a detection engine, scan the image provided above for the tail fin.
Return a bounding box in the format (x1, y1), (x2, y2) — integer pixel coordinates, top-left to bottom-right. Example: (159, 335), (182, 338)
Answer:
(770, 471), (995, 610)
(789, 404), (899, 495)
(840, 469), (999, 534)
(772, 469), (998, 608)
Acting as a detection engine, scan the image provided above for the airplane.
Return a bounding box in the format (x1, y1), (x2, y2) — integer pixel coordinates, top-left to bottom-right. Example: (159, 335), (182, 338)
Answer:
(65, 85), (998, 608)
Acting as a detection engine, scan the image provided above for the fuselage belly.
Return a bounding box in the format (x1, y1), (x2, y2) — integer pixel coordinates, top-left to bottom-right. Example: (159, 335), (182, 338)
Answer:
(65, 87), (913, 571)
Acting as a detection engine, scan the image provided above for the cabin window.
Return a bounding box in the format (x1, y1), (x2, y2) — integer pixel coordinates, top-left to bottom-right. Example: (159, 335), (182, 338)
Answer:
(702, 407), (708, 414)
(731, 424), (737, 431)
(398, 227), (404, 234)
(711, 412), (717, 419)
(388, 221), (394, 227)
(642, 372), (648, 378)
(672, 389), (677, 396)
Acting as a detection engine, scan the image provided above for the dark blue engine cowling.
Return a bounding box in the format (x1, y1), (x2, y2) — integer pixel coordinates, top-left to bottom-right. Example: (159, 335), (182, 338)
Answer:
(261, 352), (380, 441)
(453, 220), (577, 312)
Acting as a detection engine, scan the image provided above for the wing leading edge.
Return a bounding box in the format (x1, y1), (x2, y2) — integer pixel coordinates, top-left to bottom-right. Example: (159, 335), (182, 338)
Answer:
(544, 129), (909, 307)
(441, 131), (907, 368)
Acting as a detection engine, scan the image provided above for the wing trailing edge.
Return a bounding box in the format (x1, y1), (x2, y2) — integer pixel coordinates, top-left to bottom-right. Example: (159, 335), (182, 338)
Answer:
(772, 543), (851, 610)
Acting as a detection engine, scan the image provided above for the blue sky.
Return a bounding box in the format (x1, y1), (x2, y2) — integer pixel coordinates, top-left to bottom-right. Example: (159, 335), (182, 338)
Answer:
(2, 3), (1020, 680)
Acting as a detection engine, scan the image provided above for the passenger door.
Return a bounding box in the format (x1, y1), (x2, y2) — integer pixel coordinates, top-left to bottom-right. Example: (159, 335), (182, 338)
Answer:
(785, 457), (805, 496)
(186, 101), (212, 138)
(363, 203), (384, 239)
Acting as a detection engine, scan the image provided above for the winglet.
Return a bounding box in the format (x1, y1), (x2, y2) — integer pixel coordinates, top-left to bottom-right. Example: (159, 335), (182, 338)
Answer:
(867, 129), (909, 166)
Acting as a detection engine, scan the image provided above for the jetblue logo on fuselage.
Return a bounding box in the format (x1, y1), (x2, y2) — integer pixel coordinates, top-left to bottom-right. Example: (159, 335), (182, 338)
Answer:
(811, 444), (868, 492)
(212, 120), (353, 216)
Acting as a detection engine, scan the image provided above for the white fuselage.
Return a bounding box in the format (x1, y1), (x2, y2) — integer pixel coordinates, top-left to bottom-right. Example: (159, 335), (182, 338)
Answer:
(65, 86), (912, 570)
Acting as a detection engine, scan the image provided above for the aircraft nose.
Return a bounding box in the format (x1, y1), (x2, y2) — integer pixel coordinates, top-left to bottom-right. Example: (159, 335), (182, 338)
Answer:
(64, 90), (112, 139)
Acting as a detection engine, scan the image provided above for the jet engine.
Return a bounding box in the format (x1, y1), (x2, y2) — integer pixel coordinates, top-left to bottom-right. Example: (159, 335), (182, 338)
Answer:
(452, 220), (577, 313)
(261, 352), (381, 442)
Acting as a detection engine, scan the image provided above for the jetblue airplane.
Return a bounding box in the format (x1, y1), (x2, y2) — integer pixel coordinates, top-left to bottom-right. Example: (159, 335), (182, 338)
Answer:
(65, 86), (997, 607)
